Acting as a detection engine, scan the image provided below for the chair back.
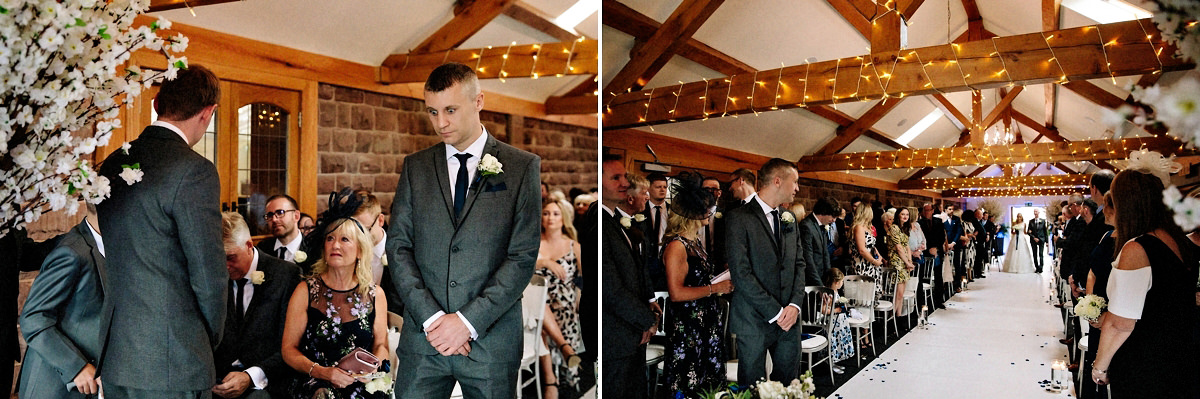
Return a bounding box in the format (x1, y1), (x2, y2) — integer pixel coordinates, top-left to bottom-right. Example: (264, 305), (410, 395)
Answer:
(521, 275), (549, 358)
(842, 275), (876, 307)
(919, 256), (935, 285)
(878, 268), (899, 301)
(801, 286), (837, 330)
(652, 291), (669, 336)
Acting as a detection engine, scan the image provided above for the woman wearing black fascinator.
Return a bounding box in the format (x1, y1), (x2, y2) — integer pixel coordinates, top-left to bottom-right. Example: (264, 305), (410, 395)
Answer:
(660, 172), (734, 396)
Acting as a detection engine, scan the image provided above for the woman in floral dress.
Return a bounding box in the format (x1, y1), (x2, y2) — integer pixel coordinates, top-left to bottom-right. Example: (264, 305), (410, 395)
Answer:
(886, 208), (914, 303)
(661, 173), (733, 396)
(534, 199), (586, 399)
(823, 268), (856, 370)
(282, 218), (390, 399)
(850, 205), (884, 294)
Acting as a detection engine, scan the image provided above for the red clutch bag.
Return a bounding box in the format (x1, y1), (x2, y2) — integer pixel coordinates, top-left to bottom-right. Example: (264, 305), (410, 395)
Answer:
(335, 348), (380, 375)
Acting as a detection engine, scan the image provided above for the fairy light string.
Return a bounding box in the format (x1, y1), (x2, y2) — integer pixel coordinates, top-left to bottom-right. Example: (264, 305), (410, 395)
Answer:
(1040, 32), (1069, 84)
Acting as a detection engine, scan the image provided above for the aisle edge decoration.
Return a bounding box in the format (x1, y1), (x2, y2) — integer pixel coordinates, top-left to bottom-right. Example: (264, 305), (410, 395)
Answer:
(0, 0), (189, 238)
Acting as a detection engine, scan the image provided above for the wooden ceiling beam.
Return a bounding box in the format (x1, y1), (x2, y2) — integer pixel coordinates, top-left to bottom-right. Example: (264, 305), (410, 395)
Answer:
(1012, 110), (1067, 142)
(931, 93), (970, 131)
(943, 187), (1087, 197)
(796, 136), (1188, 171)
(980, 85), (1024, 130)
(602, 1), (754, 77)
(826, 0), (873, 39)
(899, 0), (927, 19)
(804, 105), (909, 150)
(1053, 162), (1079, 174)
(970, 90), (984, 145)
(1061, 80), (1126, 109)
(898, 174), (1089, 190)
(904, 131), (971, 180)
(413, 0), (517, 53)
(1043, 0), (1062, 127)
(602, 0), (725, 96)
(815, 97), (907, 155)
(379, 39), (597, 83)
(503, 1), (580, 42)
(563, 75), (598, 97)
(605, 19), (1192, 129)
(148, 0), (240, 12)
(967, 165), (992, 178)
(545, 94), (597, 114)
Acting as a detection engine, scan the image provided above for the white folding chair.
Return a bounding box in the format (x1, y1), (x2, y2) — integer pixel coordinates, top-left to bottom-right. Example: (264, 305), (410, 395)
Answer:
(876, 268), (900, 340)
(919, 256), (936, 316)
(517, 275), (549, 399)
(646, 291), (669, 397)
(843, 275), (877, 366)
(386, 311), (403, 384)
(801, 286), (836, 382)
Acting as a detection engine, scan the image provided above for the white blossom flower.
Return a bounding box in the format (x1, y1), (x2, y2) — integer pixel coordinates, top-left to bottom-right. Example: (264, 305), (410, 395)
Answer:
(250, 270), (265, 285)
(478, 153), (503, 176)
(119, 166), (143, 185)
(620, 217), (631, 229)
(294, 250), (308, 263)
(120, 141), (131, 154)
(781, 211), (795, 224)
(633, 214), (645, 222)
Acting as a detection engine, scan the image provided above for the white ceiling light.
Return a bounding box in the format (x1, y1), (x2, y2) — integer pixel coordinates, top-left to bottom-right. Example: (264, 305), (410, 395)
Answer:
(1062, 0), (1151, 24)
(554, 0), (598, 34)
(897, 109), (944, 145)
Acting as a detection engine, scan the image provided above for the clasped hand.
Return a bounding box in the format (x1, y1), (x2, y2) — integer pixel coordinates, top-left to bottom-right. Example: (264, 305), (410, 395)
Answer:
(426, 313), (472, 356)
(212, 371), (251, 398)
(776, 306), (800, 331)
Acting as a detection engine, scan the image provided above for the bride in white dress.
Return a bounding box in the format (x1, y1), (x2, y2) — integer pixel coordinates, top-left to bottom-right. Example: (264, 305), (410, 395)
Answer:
(1002, 213), (1035, 273)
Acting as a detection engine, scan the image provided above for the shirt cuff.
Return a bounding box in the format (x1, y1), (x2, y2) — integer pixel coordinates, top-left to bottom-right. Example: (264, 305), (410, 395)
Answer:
(245, 367), (267, 390)
(455, 311), (479, 340)
(422, 311), (446, 332)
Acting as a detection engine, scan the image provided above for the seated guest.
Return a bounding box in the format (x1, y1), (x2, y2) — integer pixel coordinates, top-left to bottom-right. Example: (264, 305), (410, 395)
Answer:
(661, 172), (731, 396)
(535, 199), (586, 399)
(257, 194), (306, 265)
(350, 190), (387, 286)
(18, 204), (108, 398)
(282, 217), (390, 399)
(214, 212), (302, 399)
(1092, 169), (1199, 398)
(802, 197), (842, 286)
(822, 268), (856, 372)
(298, 213), (316, 238)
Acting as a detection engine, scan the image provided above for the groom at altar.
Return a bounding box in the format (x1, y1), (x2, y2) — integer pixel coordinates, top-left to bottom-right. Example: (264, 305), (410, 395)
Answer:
(386, 63), (541, 398)
(727, 158), (807, 385)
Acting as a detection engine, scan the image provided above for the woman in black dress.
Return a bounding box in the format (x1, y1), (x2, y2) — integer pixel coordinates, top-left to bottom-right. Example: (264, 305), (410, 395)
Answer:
(661, 173), (733, 396)
(1092, 169), (1199, 398)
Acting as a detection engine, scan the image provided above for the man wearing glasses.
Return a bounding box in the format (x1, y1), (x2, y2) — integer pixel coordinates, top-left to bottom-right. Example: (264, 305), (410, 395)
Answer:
(255, 195), (304, 265)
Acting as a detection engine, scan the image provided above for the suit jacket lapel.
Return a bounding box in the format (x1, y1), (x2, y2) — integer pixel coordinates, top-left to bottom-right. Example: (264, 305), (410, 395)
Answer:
(433, 144), (456, 223)
(242, 254), (270, 328)
(750, 206), (780, 252)
(456, 136), (498, 226)
(77, 222), (109, 296)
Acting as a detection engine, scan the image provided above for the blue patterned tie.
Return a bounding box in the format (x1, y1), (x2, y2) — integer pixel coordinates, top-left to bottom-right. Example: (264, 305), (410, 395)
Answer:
(453, 153), (472, 219)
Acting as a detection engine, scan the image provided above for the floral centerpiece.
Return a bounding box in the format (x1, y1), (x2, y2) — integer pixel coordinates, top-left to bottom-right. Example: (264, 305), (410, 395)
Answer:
(0, 0), (189, 237)
(697, 370), (823, 399)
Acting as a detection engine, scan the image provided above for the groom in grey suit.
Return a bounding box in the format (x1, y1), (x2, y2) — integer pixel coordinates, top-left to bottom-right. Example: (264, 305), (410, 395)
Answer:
(98, 64), (227, 399)
(726, 158), (807, 385)
(387, 63), (540, 399)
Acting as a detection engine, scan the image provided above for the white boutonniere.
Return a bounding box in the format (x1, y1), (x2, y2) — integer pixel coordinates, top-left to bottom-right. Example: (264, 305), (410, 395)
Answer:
(293, 250), (308, 263)
(119, 163), (142, 185)
(714, 212), (723, 219)
(620, 217), (632, 229)
(479, 153), (503, 176)
(250, 271), (265, 285)
(781, 211), (795, 224)
(120, 142), (132, 154)
(633, 214), (646, 222)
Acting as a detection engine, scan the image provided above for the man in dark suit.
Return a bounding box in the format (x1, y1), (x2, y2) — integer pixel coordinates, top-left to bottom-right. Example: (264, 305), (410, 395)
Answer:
(600, 154), (657, 399)
(974, 209), (991, 278)
(727, 158), (807, 385)
(1029, 209), (1049, 273)
(18, 205), (109, 398)
(386, 63), (540, 399)
(213, 212), (301, 399)
(918, 203), (947, 309)
(699, 176), (724, 265)
(255, 195), (305, 265)
(801, 197), (841, 286)
(98, 64), (227, 399)
(640, 172), (670, 291)
(1073, 171), (1115, 299)
(622, 173), (661, 291)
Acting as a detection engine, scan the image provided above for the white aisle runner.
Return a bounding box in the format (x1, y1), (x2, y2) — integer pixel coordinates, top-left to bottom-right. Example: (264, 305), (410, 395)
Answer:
(832, 269), (1070, 398)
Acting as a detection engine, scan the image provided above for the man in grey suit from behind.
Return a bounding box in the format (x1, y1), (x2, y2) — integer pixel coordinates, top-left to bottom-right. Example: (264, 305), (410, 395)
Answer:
(98, 64), (227, 399)
(801, 197), (841, 286)
(386, 63), (540, 399)
(726, 158), (807, 385)
(19, 204), (109, 399)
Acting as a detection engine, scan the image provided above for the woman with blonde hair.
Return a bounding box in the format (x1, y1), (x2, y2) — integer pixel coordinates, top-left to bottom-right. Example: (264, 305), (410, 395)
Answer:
(535, 199), (585, 399)
(282, 215), (389, 399)
(850, 204), (884, 288)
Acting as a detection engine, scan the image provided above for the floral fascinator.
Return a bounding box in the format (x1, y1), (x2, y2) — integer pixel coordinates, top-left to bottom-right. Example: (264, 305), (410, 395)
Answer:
(1124, 149), (1181, 186)
(668, 172), (717, 220)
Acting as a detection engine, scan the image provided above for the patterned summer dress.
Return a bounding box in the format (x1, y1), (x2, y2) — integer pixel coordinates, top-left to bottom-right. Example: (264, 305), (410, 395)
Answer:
(292, 277), (385, 399)
(662, 236), (726, 397)
(886, 225), (911, 284)
(533, 243), (586, 389)
(851, 227), (883, 295)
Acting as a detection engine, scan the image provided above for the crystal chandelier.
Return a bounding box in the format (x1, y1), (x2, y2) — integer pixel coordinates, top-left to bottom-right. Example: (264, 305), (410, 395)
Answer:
(984, 125), (1015, 146)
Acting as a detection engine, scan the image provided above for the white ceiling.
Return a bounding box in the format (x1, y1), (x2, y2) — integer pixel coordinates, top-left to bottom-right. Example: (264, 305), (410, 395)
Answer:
(603, 0), (1183, 183)
(152, 0), (599, 104)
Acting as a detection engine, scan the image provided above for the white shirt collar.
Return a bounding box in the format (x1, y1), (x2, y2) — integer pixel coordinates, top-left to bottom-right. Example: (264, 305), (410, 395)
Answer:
(743, 192), (758, 205)
(247, 249), (260, 278)
(152, 120), (190, 145)
(444, 126), (489, 161)
(754, 195), (776, 216)
(85, 218), (104, 257)
(616, 208), (633, 218)
(373, 232), (386, 259)
(601, 204), (615, 217)
(275, 233), (303, 256)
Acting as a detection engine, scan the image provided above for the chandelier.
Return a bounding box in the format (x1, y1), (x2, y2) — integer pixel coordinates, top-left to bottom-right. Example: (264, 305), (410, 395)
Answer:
(984, 125), (1015, 146)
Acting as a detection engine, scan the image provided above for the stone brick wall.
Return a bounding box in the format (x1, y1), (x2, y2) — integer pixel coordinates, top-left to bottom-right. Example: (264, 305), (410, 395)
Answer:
(316, 84), (597, 215)
(790, 177), (960, 215)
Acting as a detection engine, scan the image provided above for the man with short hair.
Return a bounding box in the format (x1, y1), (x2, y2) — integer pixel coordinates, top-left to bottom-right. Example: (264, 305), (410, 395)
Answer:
(943, 204), (964, 292)
(643, 172), (670, 247)
(727, 168), (758, 208)
(727, 158), (807, 385)
(1029, 209), (1048, 273)
(801, 197), (841, 286)
(353, 190), (404, 317)
(386, 63), (541, 398)
(213, 212), (301, 399)
(600, 154), (657, 399)
(256, 195), (304, 264)
(918, 203), (948, 308)
(617, 173), (660, 290)
(98, 64), (228, 399)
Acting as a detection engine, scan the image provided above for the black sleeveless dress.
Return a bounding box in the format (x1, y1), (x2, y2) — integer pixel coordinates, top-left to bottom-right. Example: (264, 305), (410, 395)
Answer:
(291, 277), (385, 399)
(1108, 235), (1199, 398)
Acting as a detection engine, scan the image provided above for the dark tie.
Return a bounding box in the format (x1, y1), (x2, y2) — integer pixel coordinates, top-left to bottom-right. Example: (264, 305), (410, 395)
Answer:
(276, 246), (286, 260)
(232, 278), (247, 325)
(705, 222), (714, 252)
(771, 210), (781, 244)
(652, 205), (662, 242)
(453, 153), (472, 219)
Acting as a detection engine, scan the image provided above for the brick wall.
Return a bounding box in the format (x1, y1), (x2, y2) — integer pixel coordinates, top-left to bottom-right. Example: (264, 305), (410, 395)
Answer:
(316, 84), (597, 214)
(790, 177), (959, 215)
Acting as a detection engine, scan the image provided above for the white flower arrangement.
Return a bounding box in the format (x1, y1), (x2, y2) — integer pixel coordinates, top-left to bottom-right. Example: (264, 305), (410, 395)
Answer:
(620, 216), (632, 229)
(360, 372), (393, 395)
(118, 164), (143, 185)
(478, 153), (503, 176)
(634, 213), (646, 222)
(250, 270), (265, 285)
(0, 2), (189, 237)
(1074, 294), (1107, 323)
(781, 211), (795, 224)
(750, 371), (819, 399)
(293, 250), (308, 263)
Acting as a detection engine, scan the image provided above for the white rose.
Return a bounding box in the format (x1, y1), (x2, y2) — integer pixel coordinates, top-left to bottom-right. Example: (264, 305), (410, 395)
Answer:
(478, 153), (503, 175)
(620, 217), (631, 229)
(293, 250), (308, 263)
(250, 270), (265, 285)
(633, 214), (646, 222)
(781, 211), (795, 224)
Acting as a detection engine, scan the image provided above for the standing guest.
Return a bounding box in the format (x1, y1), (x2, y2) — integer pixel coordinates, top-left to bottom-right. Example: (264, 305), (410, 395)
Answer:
(385, 63), (541, 398)
(944, 205), (964, 293)
(18, 205), (108, 399)
(726, 158), (807, 385)
(618, 174), (660, 291)
(850, 205), (884, 288)
(644, 173), (670, 247)
(299, 213), (316, 238)
(973, 209), (990, 278)
(1059, 195), (1087, 350)
(905, 207), (927, 309)
(600, 154), (657, 399)
(349, 190), (405, 322)
(283, 218), (389, 399)
(822, 268), (856, 372)
(1079, 193), (1117, 399)
(871, 201), (887, 262)
(213, 212), (301, 399)
(1074, 171), (1116, 300)
(831, 208), (849, 271)
(801, 197), (842, 286)
(1092, 168), (1198, 398)
(661, 172), (732, 397)
(959, 210), (978, 286)
(257, 195), (305, 264)
(699, 176), (724, 265)
(885, 209), (914, 304)
(1029, 209), (1049, 273)
(97, 64), (228, 399)
(919, 203), (947, 309)
(534, 199), (585, 399)
(845, 197), (864, 229)
(724, 168), (758, 212)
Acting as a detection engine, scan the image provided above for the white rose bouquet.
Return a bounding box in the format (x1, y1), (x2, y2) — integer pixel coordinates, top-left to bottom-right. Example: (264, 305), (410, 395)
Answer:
(0, 0), (189, 237)
(1074, 294), (1108, 323)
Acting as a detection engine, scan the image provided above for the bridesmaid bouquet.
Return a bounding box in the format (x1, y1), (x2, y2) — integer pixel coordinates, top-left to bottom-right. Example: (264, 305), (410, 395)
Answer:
(702, 370), (823, 399)
(1074, 294), (1108, 323)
